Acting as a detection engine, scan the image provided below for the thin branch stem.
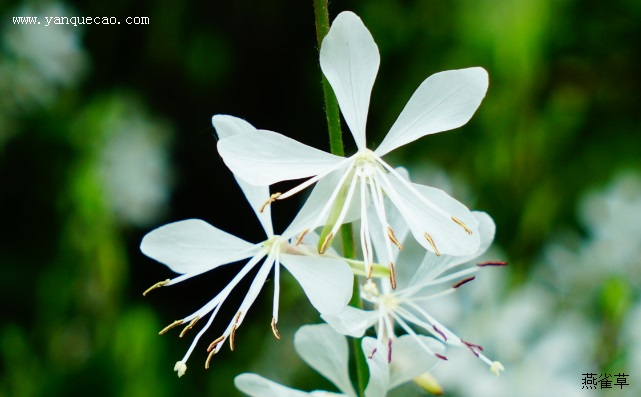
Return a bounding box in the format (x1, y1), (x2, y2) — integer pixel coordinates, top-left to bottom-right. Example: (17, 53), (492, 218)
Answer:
(313, 1), (367, 396)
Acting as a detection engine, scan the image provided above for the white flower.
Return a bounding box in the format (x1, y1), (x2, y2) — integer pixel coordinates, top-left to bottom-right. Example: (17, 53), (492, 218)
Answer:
(217, 11), (488, 275)
(140, 116), (353, 376)
(235, 323), (444, 397)
(323, 211), (504, 374)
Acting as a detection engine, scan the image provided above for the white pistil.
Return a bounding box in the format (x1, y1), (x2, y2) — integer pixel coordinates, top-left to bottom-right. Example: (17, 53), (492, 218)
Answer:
(174, 361), (187, 377)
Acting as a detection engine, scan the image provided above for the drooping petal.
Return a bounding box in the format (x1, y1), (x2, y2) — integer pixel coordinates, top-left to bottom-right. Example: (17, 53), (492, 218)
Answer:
(212, 115), (273, 236)
(374, 67), (489, 157)
(217, 129), (344, 186)
(321, 306), (378, 338)
(361, 338), (389, 397)
(294, 324), (357, 397)
(381, 173), (480, 256)
(280, 254), (353, 315)
(235, 373), (311, 397)
(388, 335), (445, 389)
(320, 11), (380, 150)
(140, 219), (258, 276)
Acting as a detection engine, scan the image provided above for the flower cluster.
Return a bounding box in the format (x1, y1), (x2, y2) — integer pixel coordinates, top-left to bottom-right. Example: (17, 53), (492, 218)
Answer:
(141, 10), (504, 394)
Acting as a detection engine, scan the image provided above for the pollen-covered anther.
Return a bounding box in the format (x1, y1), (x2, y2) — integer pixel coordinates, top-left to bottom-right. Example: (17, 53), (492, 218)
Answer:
(159, 320), (183, 335)
(143, 279), (170, 296)
(179, 316), (200, 338)
(433, 325), (447, 341)
(452, 276), (475, 289)
(451, 216), (473, 235)
(319, 232), (333, 254)
(477, 261), (508, 267)
(435, 353), (448, 361)
(424, 233), (441, 256)
(259, 192), (282, 213)
(230, 311), (242, 351)
(294, 228), (310, 246)
(461, 339), (484, 357)
(271, 318), (281, 340)
(368, 347), (377, 359)
(387, 226), (403, 250)
(366, 264), (373, 280)
(389, 262), (397, 290)
(207, 335), (225, 353)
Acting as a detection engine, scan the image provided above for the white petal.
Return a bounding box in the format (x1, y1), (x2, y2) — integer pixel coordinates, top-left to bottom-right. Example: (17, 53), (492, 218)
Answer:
(294, 324), (357, 397)
(235, 373), (311, 397)
(383, 175), (480, 256)
(217, 130), (343, 186)
(212, 114), (257, 138)
(280, 254), (353, 315)
(361, 338), (389, 397)
(375, 67), (489, 156)
(388, 335), (445, 389)
(407, 211), (496, 289)
(321, 306), (378, 338)
(212, 115), (274, 236)
(140, 219), (258, 275)
(320, 11), (380, 150)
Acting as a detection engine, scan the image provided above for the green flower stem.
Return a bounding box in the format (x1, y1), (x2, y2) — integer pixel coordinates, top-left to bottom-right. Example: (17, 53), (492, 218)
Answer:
(313, 2), (367, 396)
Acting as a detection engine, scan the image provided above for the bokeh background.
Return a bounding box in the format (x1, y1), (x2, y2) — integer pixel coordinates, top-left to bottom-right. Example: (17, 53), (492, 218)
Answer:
(1, 0), (640, 396)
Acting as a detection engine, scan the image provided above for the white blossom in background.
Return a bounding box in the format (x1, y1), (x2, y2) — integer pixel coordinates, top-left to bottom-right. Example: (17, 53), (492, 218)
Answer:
(541, 172), (641, 298)
(430, 263), (598, 397)
(2, 3), (87, 106)
(96, 96), (173, 226)
(0, 2), (88, 145)
(235, 323), (444, 397)
(323, 211), (504, 375)
(217, 11), (489, 273)
(141, 116), (353, 377)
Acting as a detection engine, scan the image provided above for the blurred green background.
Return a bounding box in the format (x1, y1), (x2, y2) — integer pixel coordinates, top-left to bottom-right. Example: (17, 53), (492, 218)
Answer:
(1, 0), (640, 396)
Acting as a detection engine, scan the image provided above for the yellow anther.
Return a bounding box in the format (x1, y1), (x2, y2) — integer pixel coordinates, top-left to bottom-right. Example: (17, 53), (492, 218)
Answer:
(143, 279), (170, 296)
(271, 318), (281, 340)
(179, 316), (200, 338)
(452, 216), (473, 235)
(319, 232), (333, 254)
(389, 262), (397, 290)
(295, 228), (310, 246)
(207, 336), (225, 352)
(230, 311), (242, 351)
(366, 264), (373, 280)
(259, 193), (282, 213)
(424, 233), (441, 256)
(387, 227), (403, 250)
(159, 320), (183, 335)
(205, 350), (216, 369)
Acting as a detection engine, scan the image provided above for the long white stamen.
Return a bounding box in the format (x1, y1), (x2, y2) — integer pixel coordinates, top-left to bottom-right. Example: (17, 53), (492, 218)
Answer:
(179, 251), (266, 324)
(398, 267), (480, 298)
(376, 158), (452, 220)
(179, 294), (226, 363)
(369, 177), (396, 275)
(272, 250), (281, 323)
(359, 176), (374, 273)
(278, 157), (354, 200)
(324, 171), (360, 245)
(311, 166), (357, 231)
(393, 313), (440, 357)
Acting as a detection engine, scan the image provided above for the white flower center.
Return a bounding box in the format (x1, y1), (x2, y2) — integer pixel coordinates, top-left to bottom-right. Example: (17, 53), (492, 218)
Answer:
(353, 148), (380, 178)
